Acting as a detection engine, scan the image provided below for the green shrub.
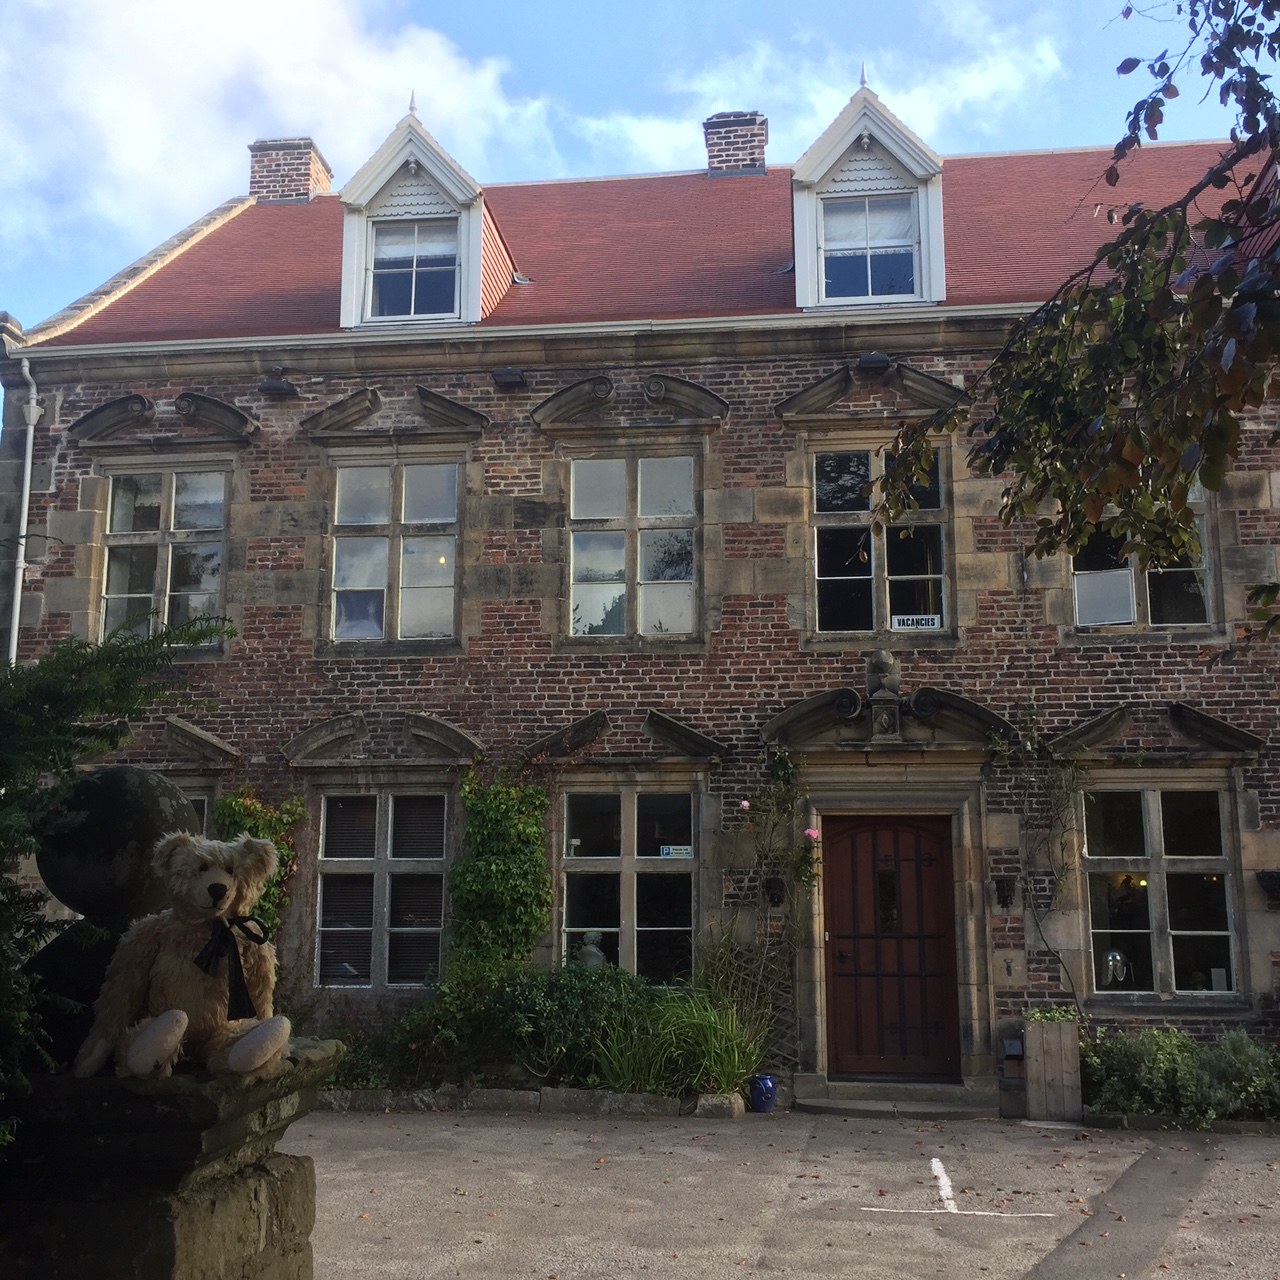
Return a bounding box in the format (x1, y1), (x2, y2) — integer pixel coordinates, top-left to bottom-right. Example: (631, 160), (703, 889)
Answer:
(1081, 1027), (1280, 1128)
(1024, 1004), (1079, 1022)
(211, 787), (305, 938)
(491, 964), (656, 1086)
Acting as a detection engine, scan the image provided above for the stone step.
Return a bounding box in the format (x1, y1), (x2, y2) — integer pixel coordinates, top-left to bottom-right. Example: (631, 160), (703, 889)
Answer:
(791, 1073), (1000, 1120)
(794, 1097), (998, 1120)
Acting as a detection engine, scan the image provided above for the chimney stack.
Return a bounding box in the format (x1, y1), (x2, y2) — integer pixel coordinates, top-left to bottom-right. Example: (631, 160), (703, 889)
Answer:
(702, 111), (768, 176)
(248, 138), (333, 202)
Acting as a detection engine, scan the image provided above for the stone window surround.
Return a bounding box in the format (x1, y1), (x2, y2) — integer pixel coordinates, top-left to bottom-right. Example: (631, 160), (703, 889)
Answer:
(313, 786), (451, 992)
(96, 456), (233, 645)
(1080, 776), (1245, 1003)
(805, 433), (954, 640)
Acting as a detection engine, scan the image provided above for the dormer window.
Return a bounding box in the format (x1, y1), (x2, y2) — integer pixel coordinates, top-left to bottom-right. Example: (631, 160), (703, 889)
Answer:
(822, 195), (918, 300)
(370, 220), (459, 318)
(793, 84), (944, 309)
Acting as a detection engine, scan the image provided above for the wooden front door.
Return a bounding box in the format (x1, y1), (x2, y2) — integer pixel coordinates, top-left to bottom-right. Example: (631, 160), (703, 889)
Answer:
(824, 816), (961, 1079)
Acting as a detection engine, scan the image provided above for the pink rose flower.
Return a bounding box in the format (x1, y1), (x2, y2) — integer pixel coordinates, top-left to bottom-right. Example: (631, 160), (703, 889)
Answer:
(740, 800), (750, 810)
(804, 828), (820, 840)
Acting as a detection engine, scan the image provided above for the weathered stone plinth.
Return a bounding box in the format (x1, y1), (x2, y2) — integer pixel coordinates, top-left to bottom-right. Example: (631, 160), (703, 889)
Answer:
(0, 1038), (343, 1280)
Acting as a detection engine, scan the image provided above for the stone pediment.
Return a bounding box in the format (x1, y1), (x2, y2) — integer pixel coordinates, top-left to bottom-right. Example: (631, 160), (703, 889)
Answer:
(70, 392), (257, 452)
(163, 717), (241, 766)
(774, 361), (967, 424)
(523, 711), (610, 762)
(301, 389), (382, 439)
(761, 681), (1013, 754)
(531, 376), (616, 429)
(282, 714), (369, 766)
(403, 713), (484, 762)
(1048, 702), (1265, 762)
(643, 709), (731, 760)
(533, 373), (725, 438)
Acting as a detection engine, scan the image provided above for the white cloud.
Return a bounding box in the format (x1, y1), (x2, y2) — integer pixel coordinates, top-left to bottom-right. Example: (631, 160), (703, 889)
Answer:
(0, 0), (560, 305)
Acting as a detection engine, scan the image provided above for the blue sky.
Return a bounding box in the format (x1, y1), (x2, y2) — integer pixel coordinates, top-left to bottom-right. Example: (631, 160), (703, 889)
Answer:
(0, 0), (1250, 330)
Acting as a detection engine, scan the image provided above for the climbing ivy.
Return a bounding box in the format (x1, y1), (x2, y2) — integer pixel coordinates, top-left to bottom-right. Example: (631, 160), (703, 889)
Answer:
(447, 771), (551, 962)
(211, 787), (306, 938)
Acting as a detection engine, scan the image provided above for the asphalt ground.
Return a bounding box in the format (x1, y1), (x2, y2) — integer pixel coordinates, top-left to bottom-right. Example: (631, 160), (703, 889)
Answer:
(281, 1111), (1280, 1279)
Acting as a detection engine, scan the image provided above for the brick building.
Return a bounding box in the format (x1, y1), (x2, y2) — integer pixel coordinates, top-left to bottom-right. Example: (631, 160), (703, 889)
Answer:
(2, 88), (1277, 1102)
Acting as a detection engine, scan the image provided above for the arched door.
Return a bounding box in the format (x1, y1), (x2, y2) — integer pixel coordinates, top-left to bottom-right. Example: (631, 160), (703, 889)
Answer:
(824, 815), (961, 1078)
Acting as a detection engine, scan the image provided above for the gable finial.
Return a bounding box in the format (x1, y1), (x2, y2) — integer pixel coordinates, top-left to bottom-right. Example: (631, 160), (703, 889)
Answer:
(409, 90), (418, 118)
(859, 62), (868, 90)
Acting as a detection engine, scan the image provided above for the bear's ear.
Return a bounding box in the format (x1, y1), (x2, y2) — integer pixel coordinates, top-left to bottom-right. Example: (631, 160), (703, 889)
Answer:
(152, 831), (202, 876)
(234, 836), (279, 883)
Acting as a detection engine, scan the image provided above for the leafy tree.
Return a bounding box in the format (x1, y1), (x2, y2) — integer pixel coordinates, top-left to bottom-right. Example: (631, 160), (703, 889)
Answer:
(0, 618), (230, 1142)
(212, 787), (306, 938)
(879, 1), (1280, 647)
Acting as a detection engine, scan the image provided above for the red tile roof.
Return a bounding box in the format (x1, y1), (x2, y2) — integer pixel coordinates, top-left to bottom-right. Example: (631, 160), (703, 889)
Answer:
(33, 140), (1230, 347)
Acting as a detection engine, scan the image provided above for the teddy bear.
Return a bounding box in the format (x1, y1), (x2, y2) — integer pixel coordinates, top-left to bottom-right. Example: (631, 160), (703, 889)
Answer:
(73, 831), (292, 1080)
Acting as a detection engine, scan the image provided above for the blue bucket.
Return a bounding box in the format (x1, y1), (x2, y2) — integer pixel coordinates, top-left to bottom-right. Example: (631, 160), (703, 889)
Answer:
(747, 1073), (777, 1113)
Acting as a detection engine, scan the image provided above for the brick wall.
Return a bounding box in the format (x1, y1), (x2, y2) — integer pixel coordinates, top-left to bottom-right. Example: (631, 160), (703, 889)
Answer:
(703, 112), (768, 174)
(248, 138), (333, 202)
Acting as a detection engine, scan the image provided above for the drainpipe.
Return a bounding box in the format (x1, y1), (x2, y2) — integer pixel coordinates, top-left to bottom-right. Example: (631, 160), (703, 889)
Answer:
(7, 358), (42, 664)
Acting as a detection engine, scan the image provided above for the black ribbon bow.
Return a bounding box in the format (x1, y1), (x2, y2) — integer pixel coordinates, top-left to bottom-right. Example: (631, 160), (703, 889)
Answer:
(194, 915), (270, 1020)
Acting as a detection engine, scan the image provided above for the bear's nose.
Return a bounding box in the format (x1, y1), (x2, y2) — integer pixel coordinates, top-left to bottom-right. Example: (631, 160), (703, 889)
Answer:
(207, 883), (228, 903)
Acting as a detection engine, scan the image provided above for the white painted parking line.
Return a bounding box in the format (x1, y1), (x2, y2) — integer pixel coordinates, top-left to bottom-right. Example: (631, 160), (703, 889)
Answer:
(858, 1157), (1057, 1218)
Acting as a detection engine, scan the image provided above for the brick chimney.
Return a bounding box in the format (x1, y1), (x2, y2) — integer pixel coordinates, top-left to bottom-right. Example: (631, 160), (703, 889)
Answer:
(702, 111), (768, 176)
(248, 138), (333, 202)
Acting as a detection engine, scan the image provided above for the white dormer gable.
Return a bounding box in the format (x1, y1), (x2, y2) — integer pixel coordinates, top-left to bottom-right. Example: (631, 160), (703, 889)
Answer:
(339, 113), (496, 328)
(792, 85), (945, 309)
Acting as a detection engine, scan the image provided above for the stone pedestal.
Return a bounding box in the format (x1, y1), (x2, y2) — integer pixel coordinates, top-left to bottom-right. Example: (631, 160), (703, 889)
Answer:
(0, 1039), (343, 1280)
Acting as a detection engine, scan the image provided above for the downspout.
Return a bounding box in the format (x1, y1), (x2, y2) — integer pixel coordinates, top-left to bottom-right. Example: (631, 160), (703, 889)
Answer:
(7, 358), (42, 664)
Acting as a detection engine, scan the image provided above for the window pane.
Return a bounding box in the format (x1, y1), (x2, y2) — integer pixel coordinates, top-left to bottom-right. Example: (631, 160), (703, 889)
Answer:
(323, 796), (377, 858)
(173, 473), (224, 530)
(388, 933), (441, 985)
(817, 580), (874, 632)
(817, 527), (872, 579)
(104, 595), (152, 637)
(637, 795), (693, 858)
(168, 592), (220, 626)
(318, 930), (373, 985)
(571, 459), (626, 518)
(886, 525), (943, 577)
(636, 929), (692, 984)
(402, 536), (455, 587)
(372, 272), (412, 317)
(870, 249), (915, 296)
(389, 874), (444, 929)
(572, 584), (625, 636)
(882, 452), (942, 510)
(1172, 935), (1233, 992)
(1167, 874), (1229, 931)
(640, 582), (693, 634)
(572, 531), (625, 582)
(567, 794), (621, 858)
(106, 545), (157, 595)
(320, 875), (374, 928)
(566, 930), (620, 967)
(336, 468), (391, 525)
(1089, 872), (1151, 931)
(403, 464), (457, 523)
(413, 220), (458, 259)
(413, 266), (456, 316)
(1148, 567), (1208, 625)
(334, 537), (388, 588)
(400, 587), (453, 638)
(1074, 532), (1126, 572)
(1075, 569), (1136, 625)
(1085, 793), (1146, 858)
(565, 873), (620, 929)
(1161, 792), (1222, 859)
(334, 591), (384, 640)
(867, 197), (914, 244)
(637, 876), (691, 928)
(109, 474), (162, 533)
(170, 543), (221, 593)
(1091, 931), (1155, 992)
(639, 456), (694, 517)
(888, 577), (943, 625)
(392, 795), (445, 858)
(825, 198), (869, 246)
(641, 530), (693, 582)
(815, 453), (871, 513)
(373, 224), (415, 266)
(825, 252), (869, 298)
